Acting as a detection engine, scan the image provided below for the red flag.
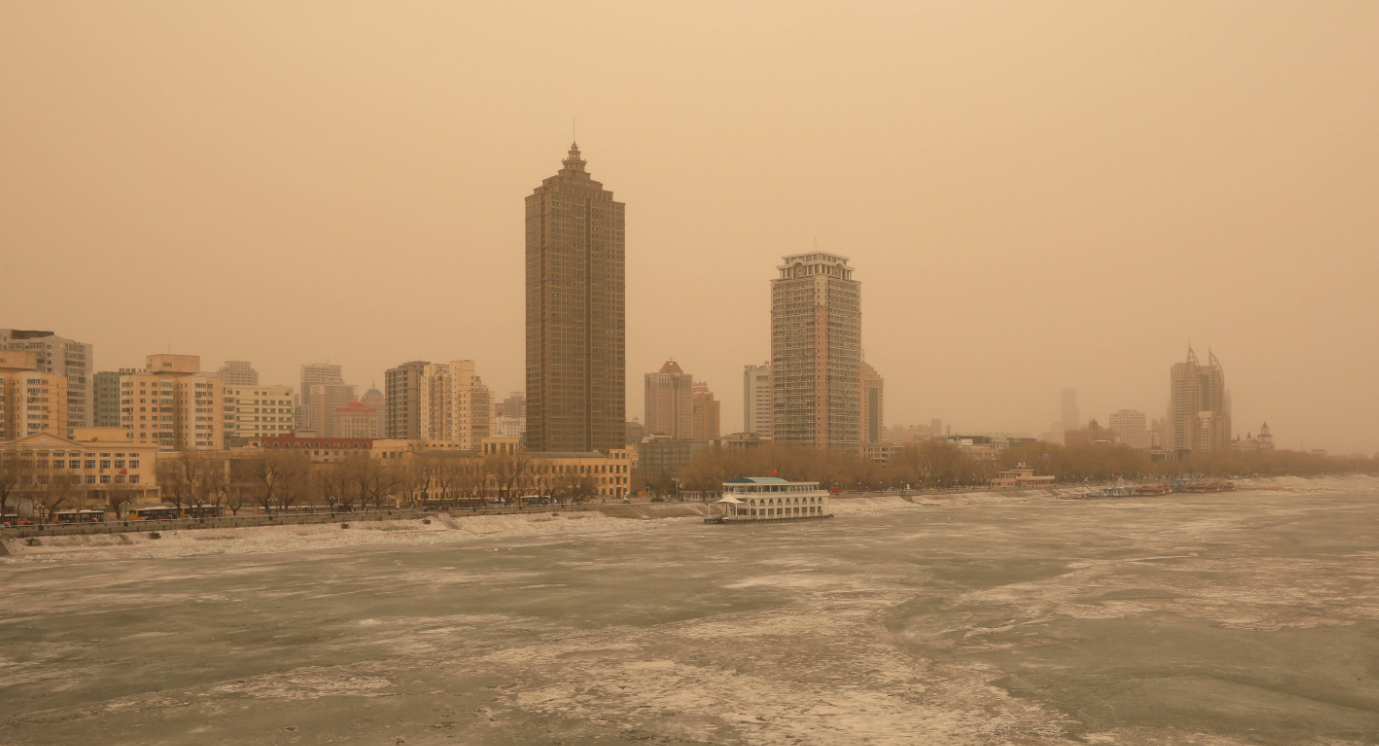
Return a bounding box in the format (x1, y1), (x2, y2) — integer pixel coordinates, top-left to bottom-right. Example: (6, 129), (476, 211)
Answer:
(770, 469), (778, 476)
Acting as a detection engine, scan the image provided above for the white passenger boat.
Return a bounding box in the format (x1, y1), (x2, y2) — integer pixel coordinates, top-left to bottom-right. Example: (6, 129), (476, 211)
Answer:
(705, 477), (833, 524)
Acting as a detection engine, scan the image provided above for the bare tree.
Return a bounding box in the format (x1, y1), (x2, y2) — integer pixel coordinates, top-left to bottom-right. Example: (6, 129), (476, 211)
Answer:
(36, 472), (81, 522)
(156, 455), (203, 515)
(0, 453), (34, 522)
(241, 451), (310, 515)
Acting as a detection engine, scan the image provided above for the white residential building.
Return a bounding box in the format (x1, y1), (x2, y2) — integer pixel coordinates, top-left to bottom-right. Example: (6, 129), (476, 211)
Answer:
(223, 384), (295, 446)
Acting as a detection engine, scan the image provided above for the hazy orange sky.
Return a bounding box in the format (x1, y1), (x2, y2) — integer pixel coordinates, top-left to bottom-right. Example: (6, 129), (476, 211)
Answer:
(3, 3), (1376, 453)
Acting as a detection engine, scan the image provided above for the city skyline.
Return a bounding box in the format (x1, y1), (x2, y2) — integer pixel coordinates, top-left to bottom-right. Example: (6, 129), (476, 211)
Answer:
(3, 5), (1376, 453)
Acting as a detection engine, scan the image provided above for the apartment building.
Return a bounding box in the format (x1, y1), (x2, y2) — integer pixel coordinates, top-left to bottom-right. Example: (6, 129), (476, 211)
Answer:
(384, 361), (429, 440)
(119, 354), (224, 451)
(419, 360), (492, 450)
(0, 329), (93, 434)
(0, 351), (69, 441)
(859, 359), (884, 444)
(742, 362), (773, 438)
(770, 253), (862, 451)
(223, 384), (295, 447)
(691, 382), (721, 442)
(644, 360), (693, 439)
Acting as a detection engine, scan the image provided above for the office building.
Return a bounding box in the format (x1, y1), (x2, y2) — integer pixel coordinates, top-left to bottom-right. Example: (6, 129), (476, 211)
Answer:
(0, 428), (161, 511)
(1108, 409), (1150, 450)
(859, 358), (884, 444)
(743, 362), (773, 438)
(384, 360), (429, 440)
(525, 143), (626, 453)
(770, 253), (861, 451)
(644, 360), (693, 439)
(1169, 347), (1231, 453)
(213, 361), (259, 386)
(419, 360), (492, 450)
(0, 329), (93, 434)
(223, 384), (295, 447)
(636, 435), (704, 479)
(691, 382), (721, 442)
(119, 354), (224, 451)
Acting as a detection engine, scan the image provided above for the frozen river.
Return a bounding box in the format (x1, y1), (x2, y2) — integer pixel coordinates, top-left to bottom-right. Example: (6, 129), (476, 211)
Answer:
(3, 489), (1379, 745)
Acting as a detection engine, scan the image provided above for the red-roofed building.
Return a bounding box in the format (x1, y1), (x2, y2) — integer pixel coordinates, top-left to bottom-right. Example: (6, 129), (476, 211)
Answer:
(259, 434), (373, 462)
(335, 399), (381, 439)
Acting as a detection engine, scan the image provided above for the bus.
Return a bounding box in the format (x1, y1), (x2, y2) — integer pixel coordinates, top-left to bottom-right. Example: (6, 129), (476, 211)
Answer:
(55, 509), (106, 524)
(126, 505), (178, 521)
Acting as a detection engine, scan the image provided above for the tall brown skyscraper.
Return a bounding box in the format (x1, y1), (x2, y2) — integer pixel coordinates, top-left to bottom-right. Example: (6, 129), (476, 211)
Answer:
(525, 143), (626, 453)
(770, 252), (861, 451)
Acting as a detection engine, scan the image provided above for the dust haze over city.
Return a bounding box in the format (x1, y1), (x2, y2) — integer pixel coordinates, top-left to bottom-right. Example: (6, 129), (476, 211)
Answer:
(3, 2), (1376, 453)
(4, 4), (1379, 746)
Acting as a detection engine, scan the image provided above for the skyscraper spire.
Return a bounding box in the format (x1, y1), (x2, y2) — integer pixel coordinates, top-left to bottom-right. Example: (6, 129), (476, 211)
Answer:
(562, 142), (585, 172)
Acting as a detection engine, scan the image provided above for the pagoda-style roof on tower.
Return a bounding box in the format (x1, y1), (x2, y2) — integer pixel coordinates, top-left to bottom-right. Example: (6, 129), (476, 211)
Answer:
(659, 360), (684, 374)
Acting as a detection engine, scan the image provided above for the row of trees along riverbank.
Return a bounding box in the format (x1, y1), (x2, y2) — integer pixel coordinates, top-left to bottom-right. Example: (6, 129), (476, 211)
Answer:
(658, 440), (1379, 494)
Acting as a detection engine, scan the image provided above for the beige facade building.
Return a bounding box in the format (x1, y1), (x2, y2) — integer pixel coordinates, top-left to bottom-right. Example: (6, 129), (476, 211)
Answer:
(1, 329), (92, 434)
(1169, 347), (1231, 453)
(419, 360), (492, 450)
(770, 253), (862, 451)
(859, 358), (884, 444)
(0, 429), (161, 516)
(223, 384), (295, 446)
(742, 362), (773, 438)
(0, 351), (70, 441)
(119, 354), (224, 451)
(691, 382), (721, 442)
(644, 360), (693, 439)
(525, 143), (626, 453)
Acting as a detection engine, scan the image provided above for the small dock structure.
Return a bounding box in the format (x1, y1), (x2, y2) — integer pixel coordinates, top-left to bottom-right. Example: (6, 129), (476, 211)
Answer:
(711, 477), (832, 523)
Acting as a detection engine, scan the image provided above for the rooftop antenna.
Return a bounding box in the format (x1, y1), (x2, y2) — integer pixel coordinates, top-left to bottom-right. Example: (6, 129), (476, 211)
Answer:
(573, 118), (577, 142)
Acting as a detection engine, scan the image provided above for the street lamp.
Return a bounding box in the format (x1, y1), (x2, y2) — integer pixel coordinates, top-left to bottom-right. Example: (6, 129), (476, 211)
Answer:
(327, 495), (337, 516)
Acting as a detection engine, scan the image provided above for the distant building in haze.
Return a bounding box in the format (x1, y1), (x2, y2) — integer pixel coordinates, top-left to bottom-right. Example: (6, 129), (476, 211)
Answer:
(525, 143), (626, 453)
(1233, 422), (1275, 452)
(770, 253), (861, 451)
(742, 362), (773, 438)
(300, 362), (344, 432)
(691, 382), (721, 442)
(498, 392), (526, 419)
(644, 360), (693, 439)
(1169, 347), (1231, 453)
(1108, 409), (1150, 450)
(859, 358), (884, 444)
(1061, 388), (1079, 435)
(625, 418), (645, 446)
(385, 360), (429, 440)
(1064, 419), (1118, 447)
(0, 329), (93, 434)
(310, 382), (357, 439)
(335, 399), (382, 439)
(214, 361), (259, 386)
